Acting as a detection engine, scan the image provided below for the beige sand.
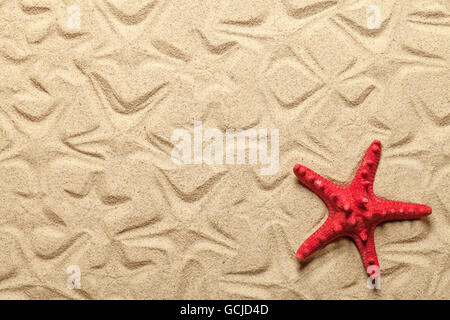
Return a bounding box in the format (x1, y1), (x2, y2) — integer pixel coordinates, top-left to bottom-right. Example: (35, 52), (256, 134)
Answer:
(0, 0), (449, 299)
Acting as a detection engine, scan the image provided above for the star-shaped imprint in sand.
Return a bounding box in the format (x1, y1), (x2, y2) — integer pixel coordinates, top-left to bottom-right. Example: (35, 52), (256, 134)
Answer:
(293, 140), (432, 274)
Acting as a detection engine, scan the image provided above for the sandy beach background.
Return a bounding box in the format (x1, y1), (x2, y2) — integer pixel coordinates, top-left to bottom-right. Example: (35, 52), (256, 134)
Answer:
(0, 0), (448, 299)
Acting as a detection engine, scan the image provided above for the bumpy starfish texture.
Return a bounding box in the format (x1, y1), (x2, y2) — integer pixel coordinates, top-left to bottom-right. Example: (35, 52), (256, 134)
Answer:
(293, 140), (431, 272)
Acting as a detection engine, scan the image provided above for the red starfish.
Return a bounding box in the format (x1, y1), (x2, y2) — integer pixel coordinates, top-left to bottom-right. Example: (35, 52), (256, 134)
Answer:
(293, 140), (431, 273)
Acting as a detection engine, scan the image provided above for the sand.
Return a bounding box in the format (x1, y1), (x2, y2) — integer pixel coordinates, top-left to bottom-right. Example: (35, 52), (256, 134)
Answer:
(0, 0), (449, 300)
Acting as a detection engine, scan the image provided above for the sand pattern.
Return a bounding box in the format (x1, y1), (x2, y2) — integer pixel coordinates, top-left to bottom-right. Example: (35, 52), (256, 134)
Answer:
(0, 0), (449, 299)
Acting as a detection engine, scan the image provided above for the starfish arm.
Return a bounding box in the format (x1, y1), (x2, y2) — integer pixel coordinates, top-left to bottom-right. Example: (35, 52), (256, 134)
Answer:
(296, 218), (342, 261)
(374, 198), (432, 221)
(352, 226), (379, 271)
(293, 164), (343, 208)
(351, 140), (382, 194)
